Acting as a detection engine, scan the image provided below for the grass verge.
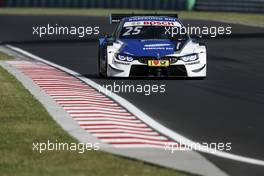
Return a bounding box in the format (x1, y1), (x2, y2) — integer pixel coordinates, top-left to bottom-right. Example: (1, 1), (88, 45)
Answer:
(0, 53), (190, 176)
(0, 8), (263, 26)
(0, 51), (14, 60)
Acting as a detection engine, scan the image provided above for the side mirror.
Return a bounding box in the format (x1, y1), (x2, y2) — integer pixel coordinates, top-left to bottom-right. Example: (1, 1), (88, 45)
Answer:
(103, 34), (114, 44)
(191, 35), (205, 46)
(104, 34), (113, 38)
(191, 35), (202, 43)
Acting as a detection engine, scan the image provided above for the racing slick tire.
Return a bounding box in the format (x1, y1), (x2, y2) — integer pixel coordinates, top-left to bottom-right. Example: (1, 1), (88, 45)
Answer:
(98, 47), (107, 78)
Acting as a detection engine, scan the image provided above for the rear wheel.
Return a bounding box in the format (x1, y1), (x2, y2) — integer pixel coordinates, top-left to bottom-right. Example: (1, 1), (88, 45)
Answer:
(98, 46), (107, 77)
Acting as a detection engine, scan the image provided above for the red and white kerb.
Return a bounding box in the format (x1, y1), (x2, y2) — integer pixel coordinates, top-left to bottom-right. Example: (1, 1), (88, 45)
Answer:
(7, 60), (178, 148)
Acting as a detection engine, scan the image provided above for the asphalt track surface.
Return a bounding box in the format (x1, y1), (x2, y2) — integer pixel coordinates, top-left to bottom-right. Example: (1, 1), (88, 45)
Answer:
(1, 15), (264, 176)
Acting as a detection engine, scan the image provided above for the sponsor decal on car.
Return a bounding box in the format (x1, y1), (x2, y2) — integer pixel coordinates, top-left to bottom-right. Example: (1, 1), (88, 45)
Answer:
(124, 21), (181, 27)
(143, 47), (174, 50)
(128, 16), (178, 21)
(143, 44), (174, 51)
(148, 60), (170, 67)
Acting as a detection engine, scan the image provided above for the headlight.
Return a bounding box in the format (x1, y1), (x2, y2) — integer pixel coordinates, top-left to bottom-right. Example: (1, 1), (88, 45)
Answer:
(181, 54), (198, 62)
(116, 54), (134, 62)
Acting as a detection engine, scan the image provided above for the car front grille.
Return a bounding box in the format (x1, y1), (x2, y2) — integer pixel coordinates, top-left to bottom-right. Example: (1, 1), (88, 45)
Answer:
(129, 65), (187, 77)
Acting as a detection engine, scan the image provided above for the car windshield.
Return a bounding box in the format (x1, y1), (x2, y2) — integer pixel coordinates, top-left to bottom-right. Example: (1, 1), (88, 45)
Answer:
(119, 25), (188, 40)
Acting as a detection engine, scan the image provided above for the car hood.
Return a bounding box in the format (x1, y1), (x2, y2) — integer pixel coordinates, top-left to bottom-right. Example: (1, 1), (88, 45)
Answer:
(118, 39), (184, 57)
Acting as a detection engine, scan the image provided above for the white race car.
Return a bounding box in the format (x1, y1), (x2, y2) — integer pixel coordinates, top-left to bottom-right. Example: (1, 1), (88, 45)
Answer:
(98, 14), (207, 78)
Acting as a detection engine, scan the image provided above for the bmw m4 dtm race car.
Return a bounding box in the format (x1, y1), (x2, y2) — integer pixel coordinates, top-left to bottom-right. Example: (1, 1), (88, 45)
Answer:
(98, 14), (207, 78)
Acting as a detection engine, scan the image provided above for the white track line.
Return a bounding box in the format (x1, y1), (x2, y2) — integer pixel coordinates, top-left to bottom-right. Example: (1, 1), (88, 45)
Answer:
(7, 45), (264, 166)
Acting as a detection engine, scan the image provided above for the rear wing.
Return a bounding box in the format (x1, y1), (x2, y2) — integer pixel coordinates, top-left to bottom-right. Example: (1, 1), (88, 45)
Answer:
(109, 13), (178, 24)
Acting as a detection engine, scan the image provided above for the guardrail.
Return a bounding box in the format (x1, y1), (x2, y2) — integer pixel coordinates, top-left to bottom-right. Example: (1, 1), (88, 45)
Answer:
(195, 0), (264, 13)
